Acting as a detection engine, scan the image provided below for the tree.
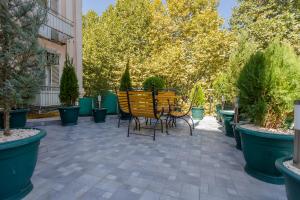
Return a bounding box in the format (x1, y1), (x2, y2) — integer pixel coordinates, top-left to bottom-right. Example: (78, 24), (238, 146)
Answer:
(0, 0), (47, 135)
(82, 0), (234, 95)
(119, 60), (132, 91)
(231, 0), (300, 54)
(59, 56), (79, 106)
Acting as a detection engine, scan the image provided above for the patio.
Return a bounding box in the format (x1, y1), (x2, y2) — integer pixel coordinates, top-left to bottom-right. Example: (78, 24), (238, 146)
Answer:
(24, 116), (286, 200)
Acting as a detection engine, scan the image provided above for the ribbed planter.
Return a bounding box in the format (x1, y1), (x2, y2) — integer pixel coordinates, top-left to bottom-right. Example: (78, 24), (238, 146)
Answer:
(276, 156), (300, 200)
(237, 125), (293, 184)
(191, 107), (204, 120)
(231, 121), (249, 150)
(93, 108), (107, 123)
(0, 109), (29, 129)
(58, 106), (80, 126)
(215, 104), (222, 122)
(79, 97), (95, 116)
(0, 129), (46, 200)
(220, 110), (234, 137)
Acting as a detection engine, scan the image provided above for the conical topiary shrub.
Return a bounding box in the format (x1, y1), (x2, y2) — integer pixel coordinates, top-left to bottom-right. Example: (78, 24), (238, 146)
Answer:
(58, 56), (80, 126)
(119, 60), (132, 91)
(59, 56), (79, 106)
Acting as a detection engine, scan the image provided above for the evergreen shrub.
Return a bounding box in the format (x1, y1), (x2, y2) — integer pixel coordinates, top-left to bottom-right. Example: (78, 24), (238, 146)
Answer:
(143, 76), (165, 91)
(59, 56), (79, 106)
(237, 41), (300, 129)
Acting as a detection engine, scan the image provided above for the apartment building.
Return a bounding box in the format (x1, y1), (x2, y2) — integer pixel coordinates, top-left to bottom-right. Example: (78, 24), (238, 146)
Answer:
(33, 0), (83, 108)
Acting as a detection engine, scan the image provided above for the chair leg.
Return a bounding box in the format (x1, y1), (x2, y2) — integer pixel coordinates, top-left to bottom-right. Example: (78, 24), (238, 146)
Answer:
(153, 119), (160, 141)
(160, 119), (163, 133)
(134, 118), (138, 130)
(165, 116), (169, 135)
(188, 115), (195, 129)
(127, 117), (132, 137)
(181, 117), (193, 136)
(118, 116), (121, 128)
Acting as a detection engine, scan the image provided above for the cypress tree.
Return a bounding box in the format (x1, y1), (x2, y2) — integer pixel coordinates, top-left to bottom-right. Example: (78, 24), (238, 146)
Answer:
(119, 60), (132, 91)
(59, 56), (79, 106)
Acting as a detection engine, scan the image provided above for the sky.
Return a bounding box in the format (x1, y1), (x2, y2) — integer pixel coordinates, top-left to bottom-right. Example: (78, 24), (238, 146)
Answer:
(82, 0), (238, 27)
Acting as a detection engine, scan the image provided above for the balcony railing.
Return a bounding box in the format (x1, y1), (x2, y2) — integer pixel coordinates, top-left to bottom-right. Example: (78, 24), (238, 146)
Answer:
(32, 86), (60, 107)
(39, 9), (74, 44)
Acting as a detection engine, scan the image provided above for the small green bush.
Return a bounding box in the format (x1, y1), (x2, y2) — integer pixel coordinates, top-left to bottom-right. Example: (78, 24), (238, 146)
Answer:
(59, 56), (79, 106)
(190, 82), (205, 107)
(237, 41), (300, 129)
(119, 60), (132, 91)
(143, 76), (165, 91)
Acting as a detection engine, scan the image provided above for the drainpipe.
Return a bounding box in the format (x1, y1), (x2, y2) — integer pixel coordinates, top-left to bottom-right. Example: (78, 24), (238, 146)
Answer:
(294, 100), (300, 168)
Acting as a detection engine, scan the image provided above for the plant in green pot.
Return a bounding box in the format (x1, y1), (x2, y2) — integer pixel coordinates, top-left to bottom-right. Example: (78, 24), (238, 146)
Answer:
(276, 101), (300, 200)
(143, 76), (165, 92)
(236, 41), (300, 184)
(93, 95), (107, 123)
(190, 82), (205, 120)
(58, 56), (80, 126)
(118, 60), (132, 120)
(0, 1), (47, 199)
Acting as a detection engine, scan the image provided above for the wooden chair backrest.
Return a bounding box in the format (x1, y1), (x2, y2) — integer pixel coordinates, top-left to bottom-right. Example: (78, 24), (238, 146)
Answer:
(128, 90), (158, 119)
(157, 91), (177, 113)
(116, 90), (129, 113)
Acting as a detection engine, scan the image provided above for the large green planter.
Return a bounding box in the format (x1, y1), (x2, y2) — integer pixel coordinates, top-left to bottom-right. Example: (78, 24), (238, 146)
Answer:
(191, 107), (204, 120)
(276, 156), (300, 200)
(93, 108), (107, 123)
(237, 125), (294, 184)
(79, 97), (95, 116)
(0, 109), (29, 129)
(102, 91), (118, 114)
(0, 129), (46, 200)
(220, 110), (234, 137)
(58, 106), (80, 126)
(215, 104), (222, 122)
(231, 121), (249, 150)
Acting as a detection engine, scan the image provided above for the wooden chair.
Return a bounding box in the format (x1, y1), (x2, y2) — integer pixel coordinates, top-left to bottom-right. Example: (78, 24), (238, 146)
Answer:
(156, 90), (177, 114)
(127, 89), (163, 140)
(168, 88), (198, 136)
(116, 90), (130, 128)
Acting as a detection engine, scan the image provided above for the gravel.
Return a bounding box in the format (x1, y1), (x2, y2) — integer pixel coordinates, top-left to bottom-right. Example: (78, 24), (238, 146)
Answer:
(284, 160), (300, 176)
(240, 124), (294, 135)
(0, 129), (40, 143)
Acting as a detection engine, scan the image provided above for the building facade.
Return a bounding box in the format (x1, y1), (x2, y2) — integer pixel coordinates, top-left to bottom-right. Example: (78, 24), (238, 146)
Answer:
(33, 0), (83, 108)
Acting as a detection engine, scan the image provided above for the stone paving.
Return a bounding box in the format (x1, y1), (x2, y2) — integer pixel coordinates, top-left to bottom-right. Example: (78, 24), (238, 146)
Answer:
(24, 116), (287, 200)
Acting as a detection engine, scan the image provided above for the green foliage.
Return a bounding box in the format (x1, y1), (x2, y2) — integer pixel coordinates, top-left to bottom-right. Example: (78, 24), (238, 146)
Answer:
(0, 0), (47, 134)
(237, 41), (300, 129)
(190, 82), (205, 107)
(119, 61), (132, 91)
(59, 56), (79, 106)
(143, 76), (165, 91)
(82, 0), (233, 95)
(231, 0), (300, 54)
(213, 33), (258, 103)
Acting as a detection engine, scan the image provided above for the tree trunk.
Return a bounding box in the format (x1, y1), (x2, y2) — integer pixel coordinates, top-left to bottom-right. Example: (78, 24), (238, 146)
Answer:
(3, 109), (11, 136)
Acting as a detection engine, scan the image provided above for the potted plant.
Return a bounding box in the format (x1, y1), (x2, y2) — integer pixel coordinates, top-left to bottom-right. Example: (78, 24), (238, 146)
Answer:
(190, 82), (205, 120)
(275, 101), (300, 200)
(0, 1), (47, 199)
(93, 95), (107, 123)
(143, 76), (165, 92)
(236, 41), (300, 184)
(118, 60), (132, 119)
(58, 56), (80, 126)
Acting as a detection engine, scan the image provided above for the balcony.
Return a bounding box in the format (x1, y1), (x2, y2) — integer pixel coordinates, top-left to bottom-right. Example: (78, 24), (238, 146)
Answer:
(32, 86), (60, 108)
(39, 9), (74, 44)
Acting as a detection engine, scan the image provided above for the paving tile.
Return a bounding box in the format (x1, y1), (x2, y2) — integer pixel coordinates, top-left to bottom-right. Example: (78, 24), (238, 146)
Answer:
(24, 116), (287, 200)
